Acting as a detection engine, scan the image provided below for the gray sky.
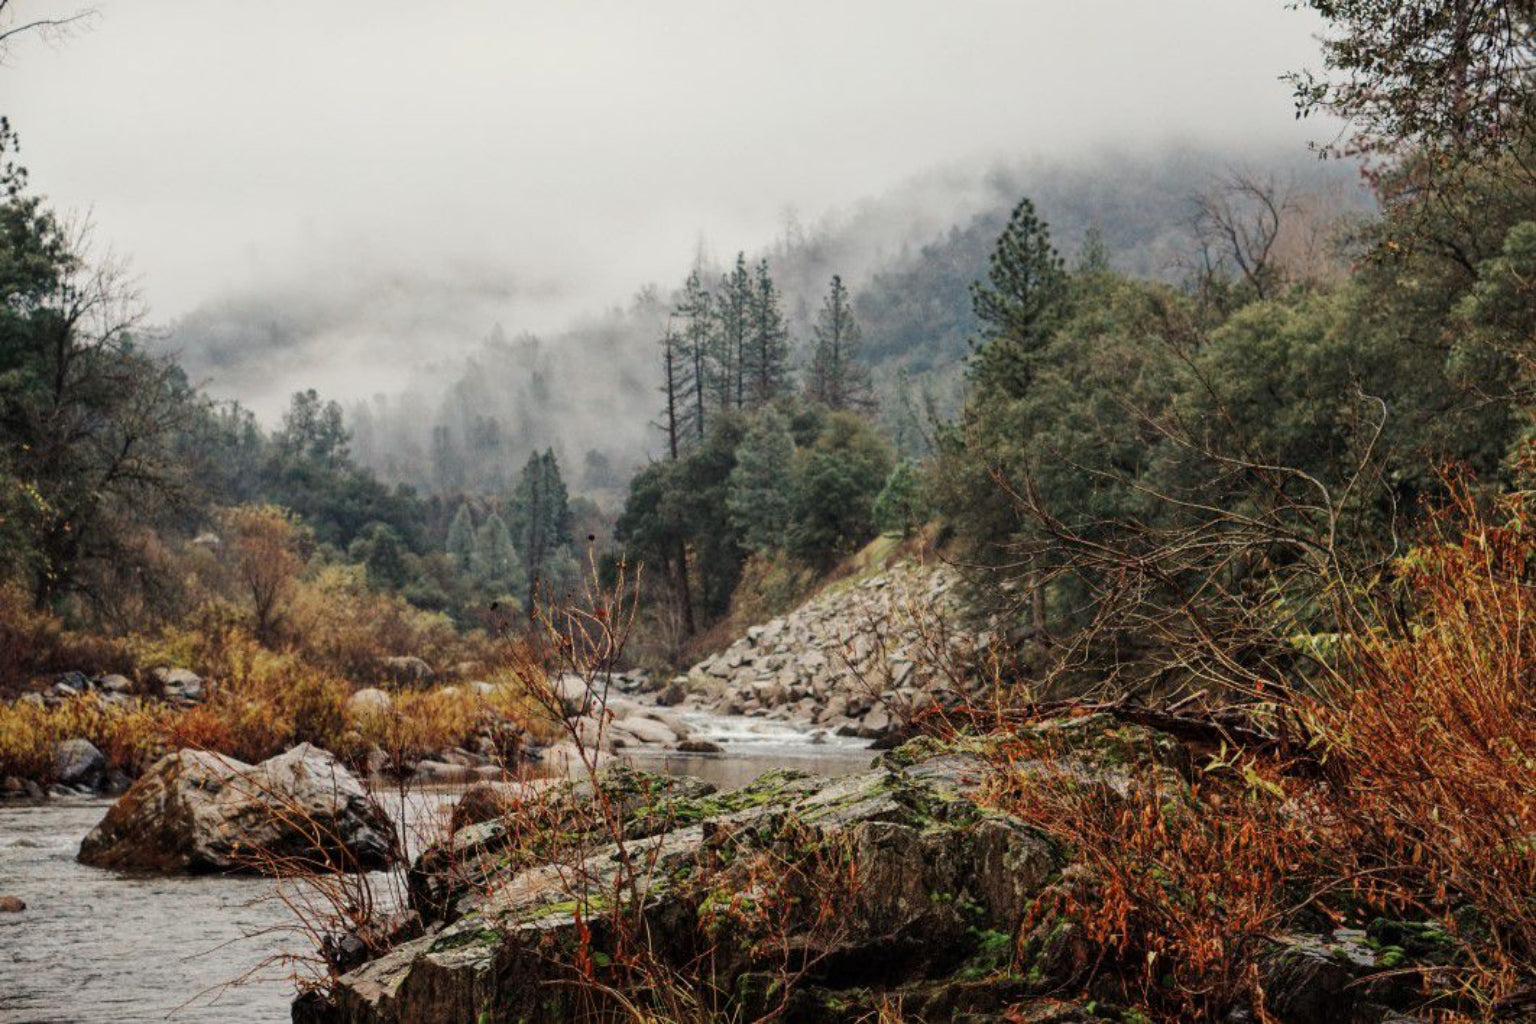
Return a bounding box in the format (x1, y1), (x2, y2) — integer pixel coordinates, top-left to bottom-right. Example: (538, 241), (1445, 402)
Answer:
(2, 1), (1334, 416)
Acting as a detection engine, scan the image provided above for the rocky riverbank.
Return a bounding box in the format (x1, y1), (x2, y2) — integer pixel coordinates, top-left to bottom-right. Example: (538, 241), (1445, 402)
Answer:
(294, 715), (1464, 1024)
(667, 560), (988, 741)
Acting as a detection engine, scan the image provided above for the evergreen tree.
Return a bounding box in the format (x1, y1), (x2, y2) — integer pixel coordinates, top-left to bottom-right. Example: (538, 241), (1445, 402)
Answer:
(277, 389), (351, 468)
(787, 412), (894, 565)
(615, 458), (695, 635)
(805, 275), (874, 412)
(1076, 222), (1111, 274)
(715, 253), (753, 411)
(468, 415), (505, 491)
(511, 448), (573, 601)
(969, 198), (1066, 399)
(431, 424), (465, 492)
(727, 408), (796, 554)
(349, 521), (411, 589)
(446, 502), (476, 570)
(674, 269), (714, 442)
(746, 258), (792, 408)
(473, 511), (525, 595)
(873, 461), (928, 536)
(657, 321), (684, 460)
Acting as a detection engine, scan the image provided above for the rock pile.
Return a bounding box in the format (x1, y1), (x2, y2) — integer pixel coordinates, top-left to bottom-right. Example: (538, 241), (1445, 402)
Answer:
(675, 561), (985, 739)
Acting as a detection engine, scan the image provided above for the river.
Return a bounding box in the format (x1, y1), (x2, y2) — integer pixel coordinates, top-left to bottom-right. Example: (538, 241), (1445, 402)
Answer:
(0, 714), (872, 1024)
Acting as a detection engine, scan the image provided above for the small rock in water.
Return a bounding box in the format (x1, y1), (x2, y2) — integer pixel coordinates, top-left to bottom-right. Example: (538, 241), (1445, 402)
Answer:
(0, 896), (25, 912)
(676, 740), (724, 754)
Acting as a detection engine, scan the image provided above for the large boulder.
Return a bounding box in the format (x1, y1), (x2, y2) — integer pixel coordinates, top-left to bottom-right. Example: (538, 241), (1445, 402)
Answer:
(303, 751), (1060, 1024)
(78, 744), (396, 874)
(296, 721), (1454, 1024)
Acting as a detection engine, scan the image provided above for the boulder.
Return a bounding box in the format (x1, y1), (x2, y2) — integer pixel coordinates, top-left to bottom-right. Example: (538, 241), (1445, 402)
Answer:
(857, 704), (893, 738)
(346, 687), (394, 719)
(435, 748), (489, 769)
(153, 667), (205, 704)
(551, 675), (593, 717)
(412, 760), (497, 785)
(609, 715), (678, 747)
(78, 744), (396, 874)
(448, 782), (517, 832)
(655, 677), (688, 707)
(52, 738), (106, 789)
(1260, 931), (1398, 1024)
(379, 656), (433, 687)
(53, 671), (89, 698)
(306, 750), (1058, 1024)
(676, 739), (724, 754)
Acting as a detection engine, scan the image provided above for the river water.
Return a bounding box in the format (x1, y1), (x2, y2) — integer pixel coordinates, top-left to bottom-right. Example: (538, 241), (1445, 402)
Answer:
(0, 714), (873, 1023)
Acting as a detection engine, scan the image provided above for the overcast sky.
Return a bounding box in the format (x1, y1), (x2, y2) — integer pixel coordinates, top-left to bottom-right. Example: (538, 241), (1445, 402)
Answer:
(2, 1), (1332, 330)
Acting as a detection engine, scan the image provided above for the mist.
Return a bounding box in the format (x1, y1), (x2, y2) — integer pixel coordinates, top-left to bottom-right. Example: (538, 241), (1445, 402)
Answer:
(0, 0), (1355, 499)
(4, 1), (1334, 383)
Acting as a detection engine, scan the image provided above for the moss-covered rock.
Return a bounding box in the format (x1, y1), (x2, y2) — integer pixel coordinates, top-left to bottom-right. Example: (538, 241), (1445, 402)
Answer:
(296, 720), (1461, 1024)
(301, 747), (1060, 1023)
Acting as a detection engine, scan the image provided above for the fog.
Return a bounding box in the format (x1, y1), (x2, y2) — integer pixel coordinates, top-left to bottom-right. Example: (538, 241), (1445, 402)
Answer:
(0, 0), (1338, 423)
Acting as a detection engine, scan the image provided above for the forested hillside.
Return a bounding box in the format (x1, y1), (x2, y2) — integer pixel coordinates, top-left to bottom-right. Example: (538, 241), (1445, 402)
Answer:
(162, 148), (1366, 496)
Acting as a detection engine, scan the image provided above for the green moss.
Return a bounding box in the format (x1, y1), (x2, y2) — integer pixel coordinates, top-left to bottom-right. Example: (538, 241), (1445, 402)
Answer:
(1365, 918), (1462, 964)
(661, 768), (812, 824)
(431, 925), (502, 953)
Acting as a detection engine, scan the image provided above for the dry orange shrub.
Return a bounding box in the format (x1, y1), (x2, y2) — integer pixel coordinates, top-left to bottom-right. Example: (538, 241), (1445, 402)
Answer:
(986, 724), (1340, 1021)
(1305, 479), (1534, 986)
(978, 478), (1533, 1021)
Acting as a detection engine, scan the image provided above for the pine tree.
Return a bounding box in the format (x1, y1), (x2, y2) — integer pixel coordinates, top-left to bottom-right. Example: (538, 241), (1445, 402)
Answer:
(715, 253), (752, 411)
(1076, 222), (1111, 274)
(657, 321), (684, 460)
(473, 511), (525, 595)
(511, 448), (573, 602)
(874, 461), (928, 536)
(806, 275), (874, 412)
(446, 502), (476, 569)
(674, 269), (713, 442)
(969, 198), (1066, 399)
(746, 258), (792, 408)
(727, 408), (796, 553)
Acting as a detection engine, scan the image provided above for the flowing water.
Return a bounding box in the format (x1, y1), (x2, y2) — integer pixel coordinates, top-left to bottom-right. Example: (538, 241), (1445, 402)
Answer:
(0, 716), (873, 1023)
